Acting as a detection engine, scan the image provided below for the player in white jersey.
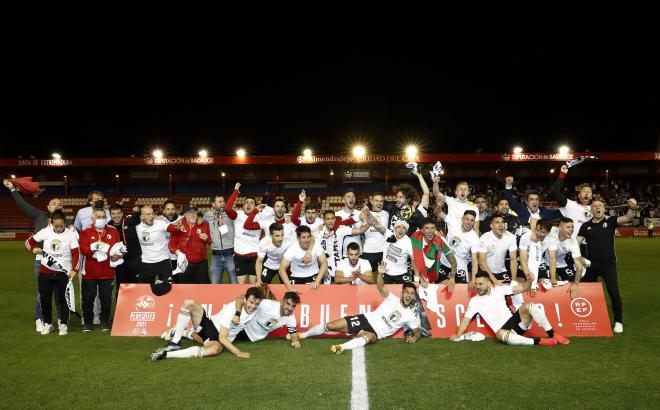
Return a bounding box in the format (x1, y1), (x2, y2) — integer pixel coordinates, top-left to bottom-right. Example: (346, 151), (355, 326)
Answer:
(135, 205), (174, 283)
(234, 291), (302, 347)
(380, 220), (417, 284)
(335, 190), (364, 256)
(151, 287), (264, 361)
(299, 261), (421, 354)
(435, 180), (480, 236)
(256, 222), (294, 285)
(361, 192), (390, 272)
(451, 272), (569, 346)
(279, 225), (328, 291)
(225, 183), (262, 284)
(552, 164), (593, 239)
(518, 219), (555, 295)
(439, 210), (480, 286)
(291, 190), (324, 231)
(548, 218), (584, 299)
(478, 213), (518, 285)
(334, 242), (374, 284)
(316, 208), (371, 282)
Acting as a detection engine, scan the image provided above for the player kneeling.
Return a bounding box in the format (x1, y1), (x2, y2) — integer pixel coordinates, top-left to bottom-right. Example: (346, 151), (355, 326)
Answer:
(150, 287), (263, 361)
(451, 272), (569, 346)
(299, 261), (421, 354)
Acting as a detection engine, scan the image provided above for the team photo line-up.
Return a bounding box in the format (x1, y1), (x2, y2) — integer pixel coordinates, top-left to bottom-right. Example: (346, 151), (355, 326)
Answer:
(5, 158), (640, 359)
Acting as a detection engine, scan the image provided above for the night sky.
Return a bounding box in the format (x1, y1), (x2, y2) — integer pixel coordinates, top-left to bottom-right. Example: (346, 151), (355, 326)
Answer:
(2, 7), (659, 158)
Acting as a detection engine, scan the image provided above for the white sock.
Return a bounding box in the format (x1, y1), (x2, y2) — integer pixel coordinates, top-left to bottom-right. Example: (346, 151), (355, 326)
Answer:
(300, 323), (326, 339)
(529, 303), (552, 332)
(504, 332), (534, 346)
(341, 336), (369, 350)
(171, 309), (191, 344)
(166, 346), (203, 359)
(511, 293), (524, 310)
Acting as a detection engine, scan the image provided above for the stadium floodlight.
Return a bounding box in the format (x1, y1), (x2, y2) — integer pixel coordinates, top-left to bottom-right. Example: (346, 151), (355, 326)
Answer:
(236, 148), (246, 158)
(558, 145), (570, 155)
(198, 149), (208, 158)
(353, 145), (366, 158)
(221, 172), (226, 177)
(405, 145), (418, 159)
(10, 174), (16, 179)
(330, 170), (335, 176)
(152, 149), (163, 159)
(550, 168), (556, 174)
(115, 174), (119, 178)
(303, 148), (312, 158)
(513, 146), (523, 154)
(52, 153), (61, 160)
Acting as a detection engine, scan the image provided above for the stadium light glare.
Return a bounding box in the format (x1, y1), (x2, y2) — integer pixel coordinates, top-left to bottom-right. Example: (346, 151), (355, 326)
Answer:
(513, 146), (523, 154)
(353, 145), (366, 158)
(115, 174), (119, 178)
(558, 145), (570, 155)
(198, 149), (208, 158)
(550, 168), (556, 174)
(405, 145), (418, 159)
(52, 153), (61, 160)
(10, 174), (16, 179)
(236, 148), (246, 158)
(152, 149), (163, 159)
(330, 170), (335, 176)
(221, 172), (226, 177)
(303, 148), (312, 158)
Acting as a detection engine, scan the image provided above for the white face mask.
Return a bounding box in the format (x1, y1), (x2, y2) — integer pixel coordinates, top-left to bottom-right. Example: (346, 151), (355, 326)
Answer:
(94, 219), (106, 230)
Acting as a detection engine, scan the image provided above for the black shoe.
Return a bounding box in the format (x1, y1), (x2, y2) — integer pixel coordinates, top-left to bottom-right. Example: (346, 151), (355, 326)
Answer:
(157, 342), (181, 353)
(83, 324), (93, 332)
(101, 322), (111, 332)
(150, 350), (167, 362)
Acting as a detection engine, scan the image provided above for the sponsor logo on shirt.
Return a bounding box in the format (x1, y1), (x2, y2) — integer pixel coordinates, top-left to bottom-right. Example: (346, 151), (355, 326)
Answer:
(51, 239), (61, 252)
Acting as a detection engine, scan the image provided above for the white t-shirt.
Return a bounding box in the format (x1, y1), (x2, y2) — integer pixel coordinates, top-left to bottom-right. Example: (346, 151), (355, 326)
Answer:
(316, 225), (352, 272)
(362, 210), (389, 253)
(561, 199), (592, 239)
(245, 299), (297, 341)
(441, 227), (480, 272)
(335, 257), (373, 285)
(519, 231), (554, 267)
(364, 293), (419, 339)
(283, 242), (325, 278)
(298, 217), (324, 231)
(32, 227), (80, 272)
(233, 210), (262, 255)
(210, 301), (256, 342)
(257, 236), (293, 270)
(464, 284), (515, 332)
(382, 232), (413, 276)
(336, 209), (362, 255)
(136, 220), (171, 263)
(478, 231), (517, 273)
(445, 196), (479, 233)
(554, 235), (582, 268)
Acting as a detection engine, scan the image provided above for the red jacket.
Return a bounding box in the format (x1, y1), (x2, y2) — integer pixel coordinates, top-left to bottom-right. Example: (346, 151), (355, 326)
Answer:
(78, 224), (120, 280)
(167, 219), (211, 263)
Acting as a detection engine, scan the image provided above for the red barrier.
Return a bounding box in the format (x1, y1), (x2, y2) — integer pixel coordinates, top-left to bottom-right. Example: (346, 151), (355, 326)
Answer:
(111, 284), (613, 338)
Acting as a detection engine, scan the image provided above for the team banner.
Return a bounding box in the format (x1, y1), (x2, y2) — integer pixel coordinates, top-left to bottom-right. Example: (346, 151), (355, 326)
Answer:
(111, 284), (613, 338)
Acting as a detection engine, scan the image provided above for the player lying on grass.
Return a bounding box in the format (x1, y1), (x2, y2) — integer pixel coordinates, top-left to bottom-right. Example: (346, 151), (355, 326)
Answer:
(299, 260), (421, 354)
(450, 271), (570, 346)
(150, 286), (263, 361)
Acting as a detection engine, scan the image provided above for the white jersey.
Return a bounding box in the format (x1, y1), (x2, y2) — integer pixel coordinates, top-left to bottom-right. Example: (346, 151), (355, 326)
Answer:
(335, 257), (373, 285)
(257, 236), (293, 270)
(554, 235), (582, 268)
(441, 227), (480, 272)
(382, 232), (413, 276)
(445, 196), (479, 233)
(233, 210), (262, 255)
(245, 299), (297, 341)
(464, 284), (515, 332)
(316, 225), (352, 273)
(253, 207), (297, 238)
(478, 231), (517, 273)
(519, 231), (554, 267)
(561, 199), (592, 239)
(210, 301), (255, 342)
(364, 293), (419, 339)
(336, 209), (362, 255)
(298, 217), (324, 231)
(283, 242), (325, 278)
(136, 220), (171, 263)
(32, 227), (80, 272)
(362, 210), (389, 253)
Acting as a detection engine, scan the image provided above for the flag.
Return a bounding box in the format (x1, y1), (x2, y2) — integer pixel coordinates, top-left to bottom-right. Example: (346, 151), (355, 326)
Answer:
(65, 280), (81, 318)
(11, 176), (40, 193)
(410, 231), (453, 283)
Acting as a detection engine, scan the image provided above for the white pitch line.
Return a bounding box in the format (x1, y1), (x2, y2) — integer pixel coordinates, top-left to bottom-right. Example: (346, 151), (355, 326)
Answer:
(351, 347), (369, 410)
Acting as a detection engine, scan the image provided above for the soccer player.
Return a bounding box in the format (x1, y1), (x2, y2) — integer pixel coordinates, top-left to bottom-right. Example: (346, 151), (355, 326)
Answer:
(439, 210), (480, 289)
(410, 218), (456, 288)
(334, 242), (374, 284)
(291, 189), (324, 230)
(225, 183), (262, 284)
(551, 164), (594, 239)
(504, 176), (562, 223)
(383, 168), (430, 234)
(478, 213), (518, 285)
(135, 205), (174, 284)
(244, 197), (295, 239)
(435, 180), (480, 235)
(548, 218), (584, 299)
(481, 198), (521, 236)
(474, 195), (491, 234)
(450, 272), (569, 346)
(151, 287), (264, 361)
(299, 261), (421, 354)
(279, 226), (328, 290)
(335, 190), (364, 255)
(26, 211), (80, 335)
(380, 220), (417, 284)
(518, 218), (555, 296)
(256, 223), (294, 285)
(361, 192), (390, 272)
(234, 291), (302, 347)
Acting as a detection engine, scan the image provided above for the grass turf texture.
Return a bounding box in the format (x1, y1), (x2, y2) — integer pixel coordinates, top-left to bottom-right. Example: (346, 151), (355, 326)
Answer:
(0, 239), (659, 409)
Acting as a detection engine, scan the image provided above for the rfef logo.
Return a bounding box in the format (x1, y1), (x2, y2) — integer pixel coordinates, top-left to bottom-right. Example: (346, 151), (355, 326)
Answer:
(570, 297), (592, 317)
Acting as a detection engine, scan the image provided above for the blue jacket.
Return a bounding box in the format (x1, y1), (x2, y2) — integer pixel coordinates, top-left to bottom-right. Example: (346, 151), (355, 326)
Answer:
(504, 188), (563, 222)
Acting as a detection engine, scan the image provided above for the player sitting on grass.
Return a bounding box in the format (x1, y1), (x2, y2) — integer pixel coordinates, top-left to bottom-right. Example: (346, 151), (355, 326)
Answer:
(450, 272), (569, 346)
(299, 260), (421, 354)
(150, 286), (263, 361)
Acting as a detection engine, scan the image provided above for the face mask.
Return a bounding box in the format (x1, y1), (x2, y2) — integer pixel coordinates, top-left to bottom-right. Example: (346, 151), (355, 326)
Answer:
(94, 219), (106, 230)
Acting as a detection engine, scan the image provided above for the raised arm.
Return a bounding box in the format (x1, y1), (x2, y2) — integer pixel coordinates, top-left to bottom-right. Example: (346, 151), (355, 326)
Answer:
(376, 261), (390, 298)
(224, 183), (241, 220)
(550, 165), (569, 208)
(617, 198), (638, 225)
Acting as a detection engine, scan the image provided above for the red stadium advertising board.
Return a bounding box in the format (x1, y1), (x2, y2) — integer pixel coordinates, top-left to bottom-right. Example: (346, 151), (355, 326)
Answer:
(112, 284), (613, 338)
